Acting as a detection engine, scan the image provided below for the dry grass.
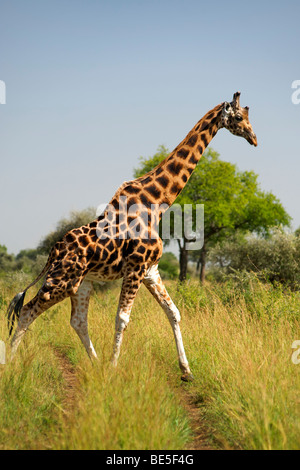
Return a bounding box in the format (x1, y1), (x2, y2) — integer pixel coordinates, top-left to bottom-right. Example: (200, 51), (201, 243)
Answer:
(0, 273), (300, 449)
(174, 277), (300, 449)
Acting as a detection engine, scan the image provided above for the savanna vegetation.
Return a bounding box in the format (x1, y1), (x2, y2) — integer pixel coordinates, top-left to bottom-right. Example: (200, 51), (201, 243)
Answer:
(134, 147), (290, 282)
(1, 147), (300, 450)
(1, 274), (300, 450)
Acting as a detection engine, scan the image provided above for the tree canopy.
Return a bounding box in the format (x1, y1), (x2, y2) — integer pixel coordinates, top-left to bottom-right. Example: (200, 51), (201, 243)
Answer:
(133, 146), (291, 281)
(38, 208), (96, 254)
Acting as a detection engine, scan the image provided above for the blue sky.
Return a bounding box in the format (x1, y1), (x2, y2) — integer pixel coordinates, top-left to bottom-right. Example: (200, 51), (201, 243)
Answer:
(1, 0), (300, 254)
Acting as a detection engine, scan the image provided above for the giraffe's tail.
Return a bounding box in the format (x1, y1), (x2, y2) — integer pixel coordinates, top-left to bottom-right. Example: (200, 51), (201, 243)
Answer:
(6, 251), (54, 336)
(7, 291), (26, 337)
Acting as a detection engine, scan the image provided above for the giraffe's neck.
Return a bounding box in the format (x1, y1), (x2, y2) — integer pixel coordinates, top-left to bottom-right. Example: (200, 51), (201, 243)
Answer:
(137, 103), (224, 211)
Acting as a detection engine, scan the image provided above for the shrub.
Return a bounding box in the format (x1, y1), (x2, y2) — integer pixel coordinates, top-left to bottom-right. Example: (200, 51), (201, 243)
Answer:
(209, 228), (300, 289)
(158, 252), (179, 280)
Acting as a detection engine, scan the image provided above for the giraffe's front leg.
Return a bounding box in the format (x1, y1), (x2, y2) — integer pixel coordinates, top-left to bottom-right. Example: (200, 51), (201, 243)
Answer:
(111, 305), (130, 367)
(143, 265), (193, 382)
(111, 267), (144, 367)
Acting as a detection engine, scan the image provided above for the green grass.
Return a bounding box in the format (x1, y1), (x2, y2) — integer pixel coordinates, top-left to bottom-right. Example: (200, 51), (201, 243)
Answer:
(0, 278), (191, 450)
(175, 276), (300, 450)
(0, 274), (300, 449)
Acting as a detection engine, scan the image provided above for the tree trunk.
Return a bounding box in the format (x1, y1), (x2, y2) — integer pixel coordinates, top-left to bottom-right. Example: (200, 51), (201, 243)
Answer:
(179, 239), (188, 282)
(199, 245), (206, 284)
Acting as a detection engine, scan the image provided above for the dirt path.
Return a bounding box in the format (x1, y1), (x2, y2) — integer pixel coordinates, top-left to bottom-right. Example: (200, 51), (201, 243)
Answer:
(54, 350), (79, 417)
(177, 386), (215, 450)
(54, 351), (217, 450)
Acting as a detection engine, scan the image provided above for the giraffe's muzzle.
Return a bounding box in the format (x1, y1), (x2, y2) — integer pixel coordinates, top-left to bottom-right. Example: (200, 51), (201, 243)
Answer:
(246, 131), (258, 147)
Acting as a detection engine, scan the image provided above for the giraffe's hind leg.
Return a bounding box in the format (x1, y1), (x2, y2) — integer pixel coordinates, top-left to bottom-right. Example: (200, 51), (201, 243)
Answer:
(70, 280), (97, 360)
(143, 265), (193, 381)
(10, 287), (69, 359)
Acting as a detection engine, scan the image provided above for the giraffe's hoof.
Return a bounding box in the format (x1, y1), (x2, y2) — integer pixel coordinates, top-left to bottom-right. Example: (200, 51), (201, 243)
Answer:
(181, 372), (194, 382)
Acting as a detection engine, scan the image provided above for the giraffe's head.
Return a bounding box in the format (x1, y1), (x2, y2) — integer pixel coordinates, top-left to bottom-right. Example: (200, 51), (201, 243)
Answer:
(221, 92), (257, 146)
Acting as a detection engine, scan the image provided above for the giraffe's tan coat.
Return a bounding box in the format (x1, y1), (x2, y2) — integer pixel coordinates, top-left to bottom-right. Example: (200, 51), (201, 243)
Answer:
(8, 92), (257, 380)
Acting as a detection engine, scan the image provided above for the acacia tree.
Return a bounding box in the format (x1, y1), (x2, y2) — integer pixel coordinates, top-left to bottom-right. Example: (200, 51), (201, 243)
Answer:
(185, 149), (291, 282)
(38, 208), (96, 254)
(134, 147), (291, 282)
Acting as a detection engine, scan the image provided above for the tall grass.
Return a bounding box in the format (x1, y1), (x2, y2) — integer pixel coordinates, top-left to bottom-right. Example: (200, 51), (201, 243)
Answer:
(0, 278), (65, 449)
(0, 273), (300, 449)
(55, 287), (191, 450)
(0, 277), (191, 450)
(175, 275), (300, 449)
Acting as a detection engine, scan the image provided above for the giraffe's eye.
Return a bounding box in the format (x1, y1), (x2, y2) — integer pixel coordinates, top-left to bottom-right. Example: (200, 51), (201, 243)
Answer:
(235, 115), (243, 122)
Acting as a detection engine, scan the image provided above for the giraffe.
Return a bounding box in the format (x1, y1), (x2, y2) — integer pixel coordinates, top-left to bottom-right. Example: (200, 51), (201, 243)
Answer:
(7, 92), (257, 381)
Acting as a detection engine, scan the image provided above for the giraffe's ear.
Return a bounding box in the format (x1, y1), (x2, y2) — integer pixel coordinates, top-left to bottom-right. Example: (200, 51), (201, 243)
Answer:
(223, 102), (233, 115)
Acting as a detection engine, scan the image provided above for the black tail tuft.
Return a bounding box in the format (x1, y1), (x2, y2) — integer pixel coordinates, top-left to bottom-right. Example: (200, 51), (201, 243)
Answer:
(7, 291), (26, 337)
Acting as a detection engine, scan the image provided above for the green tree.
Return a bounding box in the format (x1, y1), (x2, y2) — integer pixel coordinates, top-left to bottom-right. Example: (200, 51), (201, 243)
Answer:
(134, 147), (291, 282)
(185, 149), (291, 282)
(38, 208), (96, 254)
(294, 227), (300, 238)
(0, 244), (16, 272)
(158, 252), (180, 280)
(15, 248), (40, 273)
(134, 145), (169, 178)
(209, 228), (300, 289)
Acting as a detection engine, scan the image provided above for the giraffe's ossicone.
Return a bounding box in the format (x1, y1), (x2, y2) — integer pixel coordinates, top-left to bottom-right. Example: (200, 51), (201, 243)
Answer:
(7, 92), (257, 381)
